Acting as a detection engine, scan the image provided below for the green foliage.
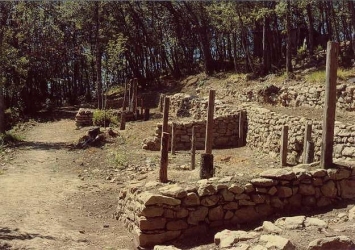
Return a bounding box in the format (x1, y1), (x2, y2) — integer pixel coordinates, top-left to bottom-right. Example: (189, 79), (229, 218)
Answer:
(92, 109), (119, 127)
(337, 68), (354, 81)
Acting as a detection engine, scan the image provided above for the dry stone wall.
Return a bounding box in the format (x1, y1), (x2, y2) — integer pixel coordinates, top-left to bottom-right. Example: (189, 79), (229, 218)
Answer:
(241, 83), (355, 111)
(142, 113), (242, 151)
(115, 162), (355, 248)
(245, 104), (355, 163)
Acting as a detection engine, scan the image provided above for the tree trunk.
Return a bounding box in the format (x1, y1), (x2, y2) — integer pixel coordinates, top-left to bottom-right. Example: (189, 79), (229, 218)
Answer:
(95, 2), (103, 110)
(306, 4), (314, 56)
(0, 85), (5, 134)
(286, 0), (293, 76)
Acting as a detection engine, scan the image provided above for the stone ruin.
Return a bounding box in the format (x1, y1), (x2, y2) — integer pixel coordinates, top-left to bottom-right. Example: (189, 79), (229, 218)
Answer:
(75, 108), (94, 127)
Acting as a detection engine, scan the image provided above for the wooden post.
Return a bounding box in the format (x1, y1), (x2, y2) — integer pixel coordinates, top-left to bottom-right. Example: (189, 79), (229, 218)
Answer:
(305, 141), (315, 164)
(140, 98), (144, 116)
(122, 80), (128, 111)
(320, 42), (339, 169)
(144, 108), (150, 121)
(303, 123), (312, 163)
(171, 122), (176, 155)
(200, 153), (214, 179)
(159, 94), (165, 113)
(205, 90), (216, 154)
(238, 111), (245, 147)
(280, 125), (288, 167)
(160, 132), (169, 183)
(161, 97), (170, 151)
(120, 112), (126, 130)
(162, 97), (170, 133)
(191, 126), (196, 170)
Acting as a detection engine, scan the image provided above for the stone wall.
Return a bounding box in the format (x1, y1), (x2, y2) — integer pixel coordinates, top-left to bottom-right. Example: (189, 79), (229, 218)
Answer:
(245, 104), (355, 163)
(241, 83), (355, 111)
(142, 113), (243, 151)
(115, 162), (355, 248)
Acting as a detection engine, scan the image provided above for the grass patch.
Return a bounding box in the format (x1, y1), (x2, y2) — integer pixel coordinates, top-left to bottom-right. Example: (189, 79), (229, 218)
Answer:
(227, 73), (247, 82)
(337, 68), (354, 80)
(305, 70), (326, 84)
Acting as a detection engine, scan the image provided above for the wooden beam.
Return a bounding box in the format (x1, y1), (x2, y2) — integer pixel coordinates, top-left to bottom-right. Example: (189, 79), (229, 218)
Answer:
(205, 90), (216, 154)
(320, 42), (339, 169)
(280, 125), (288, 167)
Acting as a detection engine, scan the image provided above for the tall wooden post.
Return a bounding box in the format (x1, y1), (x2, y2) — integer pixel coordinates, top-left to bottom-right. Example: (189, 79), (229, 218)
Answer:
(191, 126), (196, 170)
(120, 112), (126, 130)
(238, 111), (245, 147)
(160, 132), (169, 183)
(171, 122), (176, 155)
(159, 94), (165, 113)
(320, 42), (339, 169)
(122, 80), (128, 111)
(161, 97), (170, 151)
(205, 90), (216, 154)
(280, 125), (288, 167)
(162, 97), (170, 134)
(303, 123), (312, 163)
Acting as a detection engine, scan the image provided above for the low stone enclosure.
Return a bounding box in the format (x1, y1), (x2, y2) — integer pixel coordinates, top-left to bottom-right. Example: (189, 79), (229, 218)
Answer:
(143, 93), (355, 163)
(116, 163), (355, 248)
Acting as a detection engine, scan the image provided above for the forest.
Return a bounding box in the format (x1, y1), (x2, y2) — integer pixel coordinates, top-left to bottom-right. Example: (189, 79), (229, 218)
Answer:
(1, 1), (355, 133)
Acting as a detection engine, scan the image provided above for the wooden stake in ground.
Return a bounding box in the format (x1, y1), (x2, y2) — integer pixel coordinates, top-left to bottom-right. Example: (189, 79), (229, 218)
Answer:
(160, 132), (169, 183)
(205, 90), (216, 154)
(238, 110), (245, 147)
(303, 123), (312, 164)
(171, 122), (176, 155)
(320, 42), (339, 169)
(191, 126), (196, 170)
(120, 112), (126, 130)
(280, 125), (288, 167)
(305, 141), (315, 164)
(162, 96), (170, 134)
(122, 80), (128, 111)
(159, 94), (165, 113)
(144, 108), (150, 121)
(128, 79), (132, 112)
(200, 153), (214, 179)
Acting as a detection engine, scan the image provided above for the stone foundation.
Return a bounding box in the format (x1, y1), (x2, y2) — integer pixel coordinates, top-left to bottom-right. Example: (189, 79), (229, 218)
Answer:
(115, 161), (355, 248)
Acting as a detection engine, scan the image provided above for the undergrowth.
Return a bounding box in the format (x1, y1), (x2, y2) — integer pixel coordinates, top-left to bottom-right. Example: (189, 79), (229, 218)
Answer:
(0, 132), (23, 146)
(92, 109), (120, 127)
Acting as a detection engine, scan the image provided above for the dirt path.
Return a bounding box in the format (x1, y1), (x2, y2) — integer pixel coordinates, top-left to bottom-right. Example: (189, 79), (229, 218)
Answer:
(0, 119), (134, 250)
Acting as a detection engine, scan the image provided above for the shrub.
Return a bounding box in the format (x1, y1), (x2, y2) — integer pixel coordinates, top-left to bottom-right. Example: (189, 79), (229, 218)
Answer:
(0, 132), (23, 146)
(305, 70), (326, 84)
(92, 109), (120, 127)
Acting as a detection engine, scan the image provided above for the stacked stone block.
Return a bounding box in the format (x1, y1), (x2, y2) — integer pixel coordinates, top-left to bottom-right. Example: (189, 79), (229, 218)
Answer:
(75, 108), (94, 127)
(116, 163), (355, 248)
(142, 113), (241, 151)
(245, 104), (355, 163)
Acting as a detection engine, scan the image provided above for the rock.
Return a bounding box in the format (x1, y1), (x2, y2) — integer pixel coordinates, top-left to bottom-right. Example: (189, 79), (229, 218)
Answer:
(139, 217), (166, 230)
(259, 234), (295, 250)
(277, 186), (293, 198)
(198, 184), (217, 196)
(220, 189), (235, 201)
(251, 178), (278, 187)
(214, 229), (259, 248)
(138, 230), (181, 248)
(154, 245), (181, 250)
(138, 192), (181, 206)
(260, 169), (296, 181)
(234, 207), (260, 223)
(307, 236), (355, 250)
(349, 206), (355, 220)
(304, 217), (328, 229)
(159, 185), (187, 199)
(320, 180), (337, 198)
(183, 192), (200, 206)
(187, 207), (208, 225)
(275, 216), (305, 230)
(201, 195), (219, 206)
(140, 206), (164, 217)
(339, 179), (355, 199)
(299, 184), (316, 195)
(209, 206), (224, 221)
(262, 221), (282, 234)
(229, 184), (244, 194)
(166, 220), (188, 231)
